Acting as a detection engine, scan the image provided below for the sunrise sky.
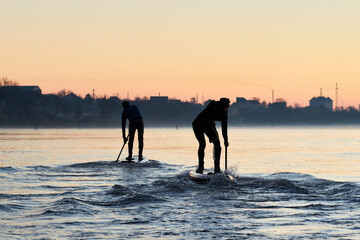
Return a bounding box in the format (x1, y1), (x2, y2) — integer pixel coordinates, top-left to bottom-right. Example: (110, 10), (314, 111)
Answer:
(1, 1), (360, 107)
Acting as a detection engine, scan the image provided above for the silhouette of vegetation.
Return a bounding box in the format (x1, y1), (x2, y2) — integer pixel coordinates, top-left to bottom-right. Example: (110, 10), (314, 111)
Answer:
(0, 77), (19, 87)
(1, 81), (360, 128)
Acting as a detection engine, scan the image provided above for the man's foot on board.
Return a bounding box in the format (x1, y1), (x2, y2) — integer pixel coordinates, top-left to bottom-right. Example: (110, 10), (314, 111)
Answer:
(126, 156), (133, 161)
(196, 168), (203, 174)
(138, 156), (143, 161)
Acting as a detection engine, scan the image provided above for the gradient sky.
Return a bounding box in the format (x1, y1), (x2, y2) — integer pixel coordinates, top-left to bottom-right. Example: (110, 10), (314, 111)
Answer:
(1, 0), (360, 107)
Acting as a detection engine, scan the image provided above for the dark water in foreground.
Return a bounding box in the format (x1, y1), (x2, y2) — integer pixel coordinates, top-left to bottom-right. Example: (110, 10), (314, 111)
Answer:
(1, 161), (359, 239)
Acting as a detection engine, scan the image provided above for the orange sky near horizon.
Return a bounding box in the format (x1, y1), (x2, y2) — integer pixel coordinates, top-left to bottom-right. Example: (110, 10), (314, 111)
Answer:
(1, 1), (360, 107)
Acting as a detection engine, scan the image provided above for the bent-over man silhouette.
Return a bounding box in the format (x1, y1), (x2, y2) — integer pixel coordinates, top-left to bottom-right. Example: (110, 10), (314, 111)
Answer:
(192, 98), (230, 173)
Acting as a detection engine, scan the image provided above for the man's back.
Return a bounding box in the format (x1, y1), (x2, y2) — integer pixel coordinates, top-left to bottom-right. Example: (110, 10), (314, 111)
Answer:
(123, 105), (142, 121)
(194, 100), (226, 124)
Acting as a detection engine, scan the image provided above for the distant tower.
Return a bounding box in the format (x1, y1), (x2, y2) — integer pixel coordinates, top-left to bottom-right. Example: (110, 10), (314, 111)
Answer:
(335, 83), (338, 110)
(320, 88), (323, 96)
(92, 89), (95, 99)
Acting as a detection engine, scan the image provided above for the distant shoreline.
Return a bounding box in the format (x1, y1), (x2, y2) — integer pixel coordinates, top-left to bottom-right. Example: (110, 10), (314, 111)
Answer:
(2, 123), (360, 129)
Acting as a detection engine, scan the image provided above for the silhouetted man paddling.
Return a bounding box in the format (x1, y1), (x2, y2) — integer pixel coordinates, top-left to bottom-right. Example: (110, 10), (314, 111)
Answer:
(122, 101), (144, 161)
(192, 98), (230, 173)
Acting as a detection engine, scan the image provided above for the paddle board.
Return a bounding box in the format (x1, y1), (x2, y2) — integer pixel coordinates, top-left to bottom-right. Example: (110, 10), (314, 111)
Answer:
(188, 170), (234, 182)
(118, 155), (149, 163)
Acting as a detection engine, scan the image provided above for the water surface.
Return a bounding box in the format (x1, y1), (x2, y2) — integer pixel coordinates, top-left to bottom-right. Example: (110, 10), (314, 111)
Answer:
(1, 127), (359, 239)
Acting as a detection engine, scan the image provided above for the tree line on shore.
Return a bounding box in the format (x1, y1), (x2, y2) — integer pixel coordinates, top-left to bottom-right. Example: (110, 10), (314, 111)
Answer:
(1, 79), (360, 128)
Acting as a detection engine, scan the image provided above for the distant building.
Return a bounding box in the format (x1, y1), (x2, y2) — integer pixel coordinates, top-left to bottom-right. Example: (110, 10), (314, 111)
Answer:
(236, 97), (247, 104)
(109, 96), (121, 104)
(267, 101), (287, 110)
(309, 96), (333, 111)
(63, 93), (82, 102)
(169, 99), (181, 104)
(84, 94), (94, 103)
(82, 93), (98, 117)
(235, 97), (261, 109)
(150, 96), (169, 104)
(190, 97), (197, 104)
(0, 86), (42, 111)
(0, 85), (41, 96)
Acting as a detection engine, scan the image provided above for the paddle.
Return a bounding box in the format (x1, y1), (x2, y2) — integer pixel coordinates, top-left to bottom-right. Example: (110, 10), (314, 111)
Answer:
(116, 135), (129, 162)
(225, 145), (228, 170)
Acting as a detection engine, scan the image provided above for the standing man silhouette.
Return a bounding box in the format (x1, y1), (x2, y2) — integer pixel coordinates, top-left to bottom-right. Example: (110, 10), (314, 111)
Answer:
(122, 101), (144, 161)
(192, 98), (230, 173)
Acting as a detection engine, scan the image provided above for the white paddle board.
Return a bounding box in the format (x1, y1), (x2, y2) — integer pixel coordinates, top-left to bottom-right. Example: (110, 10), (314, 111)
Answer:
(118, 155), (149, 163)
(188, 170), (234, 182)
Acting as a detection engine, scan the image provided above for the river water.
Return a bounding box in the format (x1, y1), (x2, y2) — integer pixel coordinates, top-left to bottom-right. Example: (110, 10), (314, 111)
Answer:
(1, 127), (360, 239)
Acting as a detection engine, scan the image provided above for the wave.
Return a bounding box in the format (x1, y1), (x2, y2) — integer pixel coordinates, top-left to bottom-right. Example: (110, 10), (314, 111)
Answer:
(39, 197), (99, 217)
(0, 166), (18, 172)
(107, 184), (133, 195)
(115, 193), (167, 205)
(27, 165), (52, 171)
(0, 204), (13, 212)
(116, 159), (162, 168)
(81, 193), (167, 207)
(38, 185), (167, 214)
(149, 171), (311, 199)
(324, 182), (360, 196)
(56, 159), (162, 170)
(152, 178), (188, 194)
(245, 178), (310, 194)
(110, 219), (151, 225)
(239, 173), (360, 196)
(150, 171), (360, 203)
(0, 203), (26, 212)
(267, 172), (317, 181)
(60, 161), (116, 169)
(287, 203), (345, 211)
(104, 184), (168, 206)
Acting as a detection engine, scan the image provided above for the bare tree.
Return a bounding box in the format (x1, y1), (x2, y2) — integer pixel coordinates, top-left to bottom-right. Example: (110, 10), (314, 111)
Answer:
(0, 77), (19, 87)
(275, 98), (286, 103)
(56, 89), (74, 97)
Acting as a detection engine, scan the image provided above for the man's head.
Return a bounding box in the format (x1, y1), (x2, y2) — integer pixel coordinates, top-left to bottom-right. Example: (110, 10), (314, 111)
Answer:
(122, 101), (130, 108)
(220, 98), (230, 109)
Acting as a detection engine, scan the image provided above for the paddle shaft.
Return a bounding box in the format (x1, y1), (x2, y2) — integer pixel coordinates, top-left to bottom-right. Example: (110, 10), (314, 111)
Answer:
(225, 146), (228, 170)
(116, 135), (129, 162)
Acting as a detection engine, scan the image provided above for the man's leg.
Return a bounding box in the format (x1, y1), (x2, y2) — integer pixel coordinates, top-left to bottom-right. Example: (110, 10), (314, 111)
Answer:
(193, 123), (205, 173)
(206, 126), (221, 173)
(127, 123), (136, 160)
(213, 139), (222, 173)
(197, 139), (206, 173)
(137, 121), (144, 160)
